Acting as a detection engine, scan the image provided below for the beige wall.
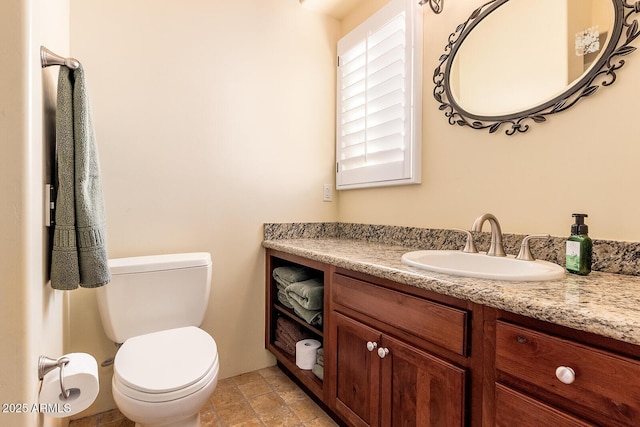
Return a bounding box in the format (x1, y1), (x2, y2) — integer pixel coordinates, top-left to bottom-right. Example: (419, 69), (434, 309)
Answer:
(0, 0), (69, 426)
(338, 0), (640, 242)
(67, 0), (340, 415)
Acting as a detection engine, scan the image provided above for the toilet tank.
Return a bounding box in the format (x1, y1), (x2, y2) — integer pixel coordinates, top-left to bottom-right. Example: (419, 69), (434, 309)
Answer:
(96, 253), (212, 343)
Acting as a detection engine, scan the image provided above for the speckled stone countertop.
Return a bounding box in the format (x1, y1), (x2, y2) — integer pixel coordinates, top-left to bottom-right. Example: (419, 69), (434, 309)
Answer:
(263, 223), (640, 346)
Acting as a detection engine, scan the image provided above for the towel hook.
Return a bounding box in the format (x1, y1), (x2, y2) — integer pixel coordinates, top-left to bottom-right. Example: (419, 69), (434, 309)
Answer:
(40, 46), (80, 70)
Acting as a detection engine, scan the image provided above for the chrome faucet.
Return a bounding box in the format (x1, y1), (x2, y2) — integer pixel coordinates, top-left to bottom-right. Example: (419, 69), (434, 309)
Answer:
(471, 213), (506, 257)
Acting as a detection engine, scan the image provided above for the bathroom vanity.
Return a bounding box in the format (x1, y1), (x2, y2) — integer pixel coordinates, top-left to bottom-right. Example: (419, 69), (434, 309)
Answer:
(264, 233), (640, 427)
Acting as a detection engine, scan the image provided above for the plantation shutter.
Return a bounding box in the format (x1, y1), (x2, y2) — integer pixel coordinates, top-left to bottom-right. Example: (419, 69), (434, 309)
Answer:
(336, 0), (422, 189)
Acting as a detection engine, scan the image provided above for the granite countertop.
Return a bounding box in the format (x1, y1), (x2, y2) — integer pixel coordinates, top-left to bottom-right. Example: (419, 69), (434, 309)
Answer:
(263, 237), (640, 346)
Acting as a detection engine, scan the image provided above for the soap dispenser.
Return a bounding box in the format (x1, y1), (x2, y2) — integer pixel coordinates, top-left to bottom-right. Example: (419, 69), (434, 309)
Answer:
(566, 213), (592, 275)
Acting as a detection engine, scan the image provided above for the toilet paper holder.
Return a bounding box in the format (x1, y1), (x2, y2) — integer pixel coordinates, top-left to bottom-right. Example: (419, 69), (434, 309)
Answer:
(38, 355), (71, 399)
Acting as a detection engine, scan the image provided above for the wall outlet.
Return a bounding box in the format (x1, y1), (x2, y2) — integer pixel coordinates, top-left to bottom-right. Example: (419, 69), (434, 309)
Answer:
(323, 184), (333, 202)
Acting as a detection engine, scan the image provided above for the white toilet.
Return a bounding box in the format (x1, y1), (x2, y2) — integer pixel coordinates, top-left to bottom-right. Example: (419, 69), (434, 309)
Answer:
(96, 253), (219, 427)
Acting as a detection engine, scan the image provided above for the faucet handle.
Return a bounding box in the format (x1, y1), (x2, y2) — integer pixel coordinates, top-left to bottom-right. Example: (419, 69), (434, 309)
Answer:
(452, 228), (478, 253)
(516, 234), (550, 261)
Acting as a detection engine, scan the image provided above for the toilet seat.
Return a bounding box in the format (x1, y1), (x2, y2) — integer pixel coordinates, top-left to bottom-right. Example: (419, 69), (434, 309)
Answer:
(114, 326), (218, 403)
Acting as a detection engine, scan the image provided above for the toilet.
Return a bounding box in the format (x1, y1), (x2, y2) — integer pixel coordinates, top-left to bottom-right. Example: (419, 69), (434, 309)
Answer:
(96, 253), (219, 427)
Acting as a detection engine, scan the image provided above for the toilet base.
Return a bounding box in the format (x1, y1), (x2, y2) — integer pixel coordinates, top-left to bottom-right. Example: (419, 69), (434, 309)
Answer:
(135, 412), (200, 427)
(112, 368), (217, 427)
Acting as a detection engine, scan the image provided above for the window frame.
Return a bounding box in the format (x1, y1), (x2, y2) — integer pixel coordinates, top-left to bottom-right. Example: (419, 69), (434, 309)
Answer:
(336, 0), (423, 190)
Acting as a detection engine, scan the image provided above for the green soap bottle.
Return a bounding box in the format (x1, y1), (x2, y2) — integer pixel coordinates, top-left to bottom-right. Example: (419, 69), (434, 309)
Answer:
(566, 213), (592, 275)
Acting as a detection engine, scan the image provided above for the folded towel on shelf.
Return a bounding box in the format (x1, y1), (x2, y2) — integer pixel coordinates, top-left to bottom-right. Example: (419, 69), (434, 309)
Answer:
(274, 265), (318, 309)
(50, 65), (110, 290)
(288, 299), (323, 327)
(277, 289), (294, 309)
(312, 364), (324, 381)
(316, 348), (324, 366)
(285, 278), (324, 311)
(276, 323), (300, 348)
(273, 265), (317, 288)
(274, 317), (311, 356)
(312, 347), (324, 380)
(274, 339), (296, 356)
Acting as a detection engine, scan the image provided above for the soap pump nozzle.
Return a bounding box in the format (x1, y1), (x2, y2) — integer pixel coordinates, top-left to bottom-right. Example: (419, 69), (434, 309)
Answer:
(571, 213), (589, 235)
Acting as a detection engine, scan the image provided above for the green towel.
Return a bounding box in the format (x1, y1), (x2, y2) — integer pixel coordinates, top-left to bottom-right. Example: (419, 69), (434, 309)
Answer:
(312, 364), (324, 381)
(50, 65), (110, 290)
(277, 289), (294, 309)
(285, 278), (324, 310)
(273, 265), (316, 288)
(288, 299), (323, 326)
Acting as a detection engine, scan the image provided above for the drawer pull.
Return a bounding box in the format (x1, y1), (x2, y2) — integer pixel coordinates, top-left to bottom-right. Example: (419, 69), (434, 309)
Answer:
(378, 347), (390, 359)
(366, 341), (378, 352)
(555, 366), (576, 384)
(516, 335), (529, 344)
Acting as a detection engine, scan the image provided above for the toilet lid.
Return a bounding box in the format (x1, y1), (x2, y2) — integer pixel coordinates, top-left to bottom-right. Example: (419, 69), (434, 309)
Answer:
(114, 326), (218, 395)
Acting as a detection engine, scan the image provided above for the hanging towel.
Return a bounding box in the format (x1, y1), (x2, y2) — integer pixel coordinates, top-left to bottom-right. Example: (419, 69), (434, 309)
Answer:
(50, 65), (110, 290)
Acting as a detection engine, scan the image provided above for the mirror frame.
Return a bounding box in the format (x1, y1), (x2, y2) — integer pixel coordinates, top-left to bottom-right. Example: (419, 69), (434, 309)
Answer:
(433, 0), (639, 135)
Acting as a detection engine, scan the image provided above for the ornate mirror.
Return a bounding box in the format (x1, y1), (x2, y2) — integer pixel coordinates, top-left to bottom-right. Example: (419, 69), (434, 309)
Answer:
(433, 0), (640, 134)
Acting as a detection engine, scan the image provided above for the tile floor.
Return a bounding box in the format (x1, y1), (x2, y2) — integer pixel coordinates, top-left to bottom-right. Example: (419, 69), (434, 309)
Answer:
(69, 366), (339, 427)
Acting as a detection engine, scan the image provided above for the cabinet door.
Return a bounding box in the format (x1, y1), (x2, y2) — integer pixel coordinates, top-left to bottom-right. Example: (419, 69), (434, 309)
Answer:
(380, 335), (466, 427)
(333, 312), (382, 427)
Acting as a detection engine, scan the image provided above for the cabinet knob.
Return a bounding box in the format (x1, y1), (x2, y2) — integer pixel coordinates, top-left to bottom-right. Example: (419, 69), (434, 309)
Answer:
(555, 366), (576, 384)
(377, 347), (389, 359)
(366, 341), (378, 352)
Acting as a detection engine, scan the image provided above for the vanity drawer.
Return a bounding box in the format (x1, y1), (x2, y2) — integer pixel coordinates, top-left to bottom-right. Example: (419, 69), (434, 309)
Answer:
(495, 384), (595, 427)
(495, 321), (640, 425)
(332, 273), (468, 356)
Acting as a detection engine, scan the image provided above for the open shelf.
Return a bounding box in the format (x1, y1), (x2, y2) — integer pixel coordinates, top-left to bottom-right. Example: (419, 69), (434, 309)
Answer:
(266, 250), (328, 402)
(267, 342), (323, 399)
(273, 302), (324, 337)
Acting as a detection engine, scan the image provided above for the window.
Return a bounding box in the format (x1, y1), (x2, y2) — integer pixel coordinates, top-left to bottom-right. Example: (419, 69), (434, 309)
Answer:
(336, 0), (423, 190)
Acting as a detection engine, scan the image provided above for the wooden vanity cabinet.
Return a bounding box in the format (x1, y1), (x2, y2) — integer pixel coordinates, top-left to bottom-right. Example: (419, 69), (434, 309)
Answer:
(328, 270), (478, 427)
(266, 248), (640, 426)
(265, 250), (482, 426)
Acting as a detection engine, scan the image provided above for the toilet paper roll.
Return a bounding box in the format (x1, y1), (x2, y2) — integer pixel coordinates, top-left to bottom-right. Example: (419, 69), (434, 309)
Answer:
(295, 339), (321, 370)
(39, 353), (99, 418)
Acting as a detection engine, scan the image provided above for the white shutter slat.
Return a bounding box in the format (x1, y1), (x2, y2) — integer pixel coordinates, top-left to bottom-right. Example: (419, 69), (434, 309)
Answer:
(368, 105), (405, 129)
(367, 88), (404, 115)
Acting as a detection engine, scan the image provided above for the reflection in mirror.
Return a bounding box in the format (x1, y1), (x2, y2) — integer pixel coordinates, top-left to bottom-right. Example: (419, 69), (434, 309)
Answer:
(450, 0), (613, 116)
(433, 0), (640, 135)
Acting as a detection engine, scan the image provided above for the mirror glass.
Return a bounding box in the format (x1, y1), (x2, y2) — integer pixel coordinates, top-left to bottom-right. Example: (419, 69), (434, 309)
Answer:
(450, 0), (614, 116)
(434, 0), (639, 134)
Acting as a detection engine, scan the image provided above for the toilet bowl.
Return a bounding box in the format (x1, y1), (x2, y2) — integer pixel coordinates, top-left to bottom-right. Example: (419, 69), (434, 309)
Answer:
(96, 253), (218, 427)
(112, 327), (218, 427)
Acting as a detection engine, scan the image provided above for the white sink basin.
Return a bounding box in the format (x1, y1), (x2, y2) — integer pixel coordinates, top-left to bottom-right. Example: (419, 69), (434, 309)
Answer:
(401, 250), (565, 281)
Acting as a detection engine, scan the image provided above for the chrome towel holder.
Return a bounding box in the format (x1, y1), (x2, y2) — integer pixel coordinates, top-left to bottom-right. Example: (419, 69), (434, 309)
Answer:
(40, 46), (80, 70)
